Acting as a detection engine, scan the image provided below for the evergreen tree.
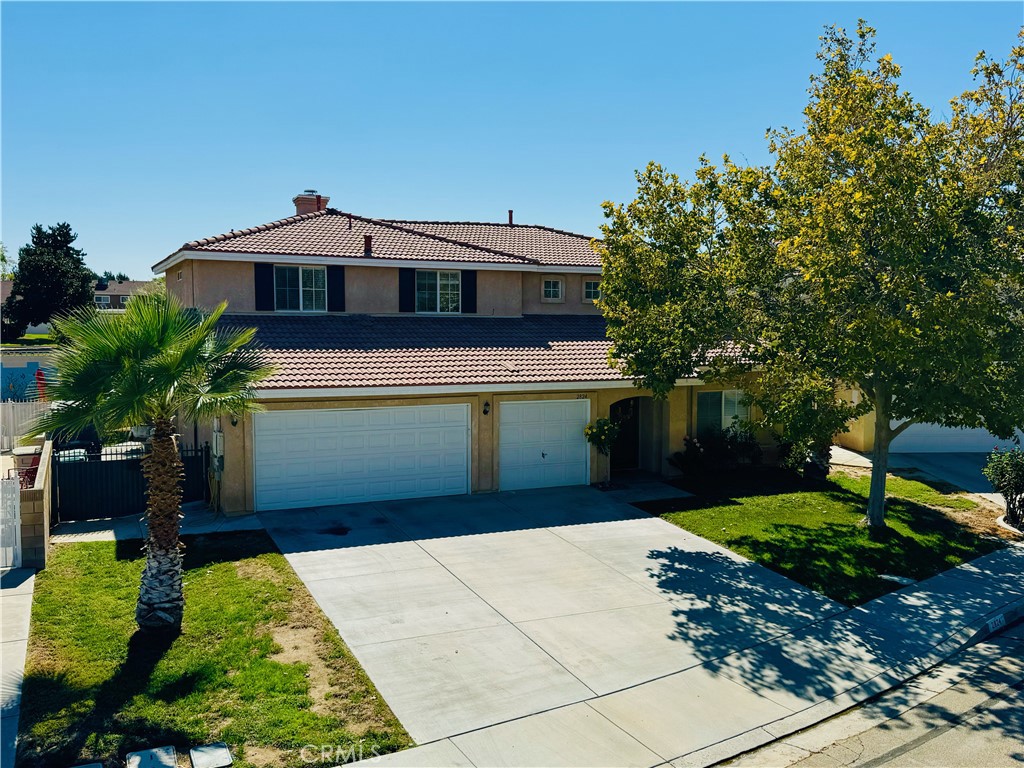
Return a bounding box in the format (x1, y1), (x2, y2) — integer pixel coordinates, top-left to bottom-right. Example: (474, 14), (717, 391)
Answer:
(2, 223), (93, 339)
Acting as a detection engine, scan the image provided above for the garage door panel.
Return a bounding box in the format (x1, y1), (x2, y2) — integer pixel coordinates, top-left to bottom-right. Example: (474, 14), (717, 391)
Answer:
(254, 405), (470, 511)
(499, 400), (589, 491)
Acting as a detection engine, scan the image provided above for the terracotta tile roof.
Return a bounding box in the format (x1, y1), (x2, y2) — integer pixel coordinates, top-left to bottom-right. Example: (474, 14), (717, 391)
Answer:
(223, 313), (626, 390)
(176, 210), (601, 268)
(381, 220), (601, 267)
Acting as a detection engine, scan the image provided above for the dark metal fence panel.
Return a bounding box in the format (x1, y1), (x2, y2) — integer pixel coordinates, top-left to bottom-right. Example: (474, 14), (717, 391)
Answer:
(53, 443), (210, 523)
(181, 444), (211, 503)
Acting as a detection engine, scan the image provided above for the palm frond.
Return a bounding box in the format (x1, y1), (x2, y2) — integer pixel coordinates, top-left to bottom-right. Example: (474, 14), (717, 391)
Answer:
(32, 292), (274, 441)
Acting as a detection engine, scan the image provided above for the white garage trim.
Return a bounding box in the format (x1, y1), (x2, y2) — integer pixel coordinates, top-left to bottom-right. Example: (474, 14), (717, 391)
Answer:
(498, 399), (591, 491)
(252, 404), (471, 511)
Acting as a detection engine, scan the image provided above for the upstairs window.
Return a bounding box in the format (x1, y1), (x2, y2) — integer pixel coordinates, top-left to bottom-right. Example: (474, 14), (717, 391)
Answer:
(584, 280), (601, 301)
(416, 270), (460, 313)
(542, 277), (564, 302)
(94, 295), (111, 309)
(275, 266), (326, 312)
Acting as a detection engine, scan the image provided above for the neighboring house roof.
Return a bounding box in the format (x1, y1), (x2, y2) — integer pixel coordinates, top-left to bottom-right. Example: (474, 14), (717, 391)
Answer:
(156, 210), (601, 272)
(94, 280), (152, 296)
(1, 279), (151, 302)
(224, 313), (625, 391)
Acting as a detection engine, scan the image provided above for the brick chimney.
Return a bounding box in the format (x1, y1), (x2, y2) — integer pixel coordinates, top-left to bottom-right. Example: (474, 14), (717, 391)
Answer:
(293, 189), (330, 215)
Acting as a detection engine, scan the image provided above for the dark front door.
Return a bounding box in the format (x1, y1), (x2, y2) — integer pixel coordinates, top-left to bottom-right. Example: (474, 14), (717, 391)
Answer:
(610, 398), (641, 472)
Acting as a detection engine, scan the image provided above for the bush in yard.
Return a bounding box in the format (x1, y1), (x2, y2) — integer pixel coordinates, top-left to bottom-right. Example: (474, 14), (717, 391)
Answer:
(584, 418), (620, 456)
(983, 447), (1024, 530)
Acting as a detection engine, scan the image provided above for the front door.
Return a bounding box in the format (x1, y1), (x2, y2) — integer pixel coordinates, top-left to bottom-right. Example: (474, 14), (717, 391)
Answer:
(610, 398), (641, 472)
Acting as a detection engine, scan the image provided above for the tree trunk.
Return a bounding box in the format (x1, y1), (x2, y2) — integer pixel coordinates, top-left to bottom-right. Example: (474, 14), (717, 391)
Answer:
(136, 417), (184, 633)
(867, 391), (892, 528)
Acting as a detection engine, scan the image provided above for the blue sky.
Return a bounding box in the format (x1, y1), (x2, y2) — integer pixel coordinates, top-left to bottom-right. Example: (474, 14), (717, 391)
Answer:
(2, 2), (1019, 279)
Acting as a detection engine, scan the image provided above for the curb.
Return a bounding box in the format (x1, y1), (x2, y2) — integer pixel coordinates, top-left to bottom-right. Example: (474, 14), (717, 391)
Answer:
(674, 590), (1024, 768)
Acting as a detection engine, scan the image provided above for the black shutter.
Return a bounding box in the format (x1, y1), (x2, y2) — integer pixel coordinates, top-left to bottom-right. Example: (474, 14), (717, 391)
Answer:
(326, 265), (345, 312)
(399, 268), (416, 313)
(461, 270), (477, 314)
(254, 263), (274, 311)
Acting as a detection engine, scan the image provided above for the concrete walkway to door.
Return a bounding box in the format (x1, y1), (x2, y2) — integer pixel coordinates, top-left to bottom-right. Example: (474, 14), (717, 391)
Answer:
(259, 485), (846, 748)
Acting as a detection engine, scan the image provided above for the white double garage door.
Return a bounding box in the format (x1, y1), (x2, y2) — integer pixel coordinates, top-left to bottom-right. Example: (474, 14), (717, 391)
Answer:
(253, 400), (590, 512)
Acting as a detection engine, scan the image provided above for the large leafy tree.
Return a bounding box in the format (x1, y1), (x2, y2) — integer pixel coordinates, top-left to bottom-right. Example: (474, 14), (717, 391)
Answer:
(598, 23), (1024, 527)
(2, 223), (94, 338)
(34, 293), (273, 632)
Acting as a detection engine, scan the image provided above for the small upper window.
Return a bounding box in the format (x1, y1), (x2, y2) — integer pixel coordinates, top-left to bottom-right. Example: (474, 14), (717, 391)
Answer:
(584, 280), (601, 301)
(416, 270), (460, 313)
(275, 266), (326, 312)
(542, 277), (563, 302)
(94, 295), (111, 309)
(176, 270), (183, 282)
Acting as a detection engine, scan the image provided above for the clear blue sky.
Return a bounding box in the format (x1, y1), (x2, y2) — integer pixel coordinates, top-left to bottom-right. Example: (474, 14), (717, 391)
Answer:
(2, 2), (1019, 279)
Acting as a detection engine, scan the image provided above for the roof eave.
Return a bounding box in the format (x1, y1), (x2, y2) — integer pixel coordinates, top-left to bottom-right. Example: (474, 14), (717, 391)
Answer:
(254, 377), (703, 399)
(152, 249), (602, 275)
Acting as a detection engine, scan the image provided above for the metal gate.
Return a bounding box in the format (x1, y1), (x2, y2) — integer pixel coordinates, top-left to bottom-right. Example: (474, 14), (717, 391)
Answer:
(0, 478), (21, 568)
(53, 443), (210, 522)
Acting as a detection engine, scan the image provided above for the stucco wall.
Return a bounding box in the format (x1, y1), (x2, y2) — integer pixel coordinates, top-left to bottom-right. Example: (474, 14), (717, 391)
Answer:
(195, 261), (256, 312)
(522, 273), (602, 315)
(218, 385), (690, 515)
(345, 266), (400, 314)
(476, 270), (522, 316)
(164, 261), (540, 317)
(167, 259), (196, 306)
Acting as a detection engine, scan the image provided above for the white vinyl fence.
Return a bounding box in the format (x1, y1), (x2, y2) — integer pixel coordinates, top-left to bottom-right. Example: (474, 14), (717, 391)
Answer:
(0, 400), (50, 451)
(0, 478), (20, 569)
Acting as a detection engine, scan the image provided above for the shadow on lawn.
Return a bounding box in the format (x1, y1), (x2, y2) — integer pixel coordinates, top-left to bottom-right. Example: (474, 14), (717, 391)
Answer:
(114, 529), (279, 566)
(17, 632), (187, 768)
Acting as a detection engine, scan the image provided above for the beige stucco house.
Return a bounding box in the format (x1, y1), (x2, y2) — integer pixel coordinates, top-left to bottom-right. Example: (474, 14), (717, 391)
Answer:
(153, 191), (752, 515)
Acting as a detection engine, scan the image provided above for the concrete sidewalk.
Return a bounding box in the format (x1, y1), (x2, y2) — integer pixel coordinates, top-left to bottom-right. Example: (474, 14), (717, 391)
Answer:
(354, 544), (1024, 768)
(1, 568), (35, 768)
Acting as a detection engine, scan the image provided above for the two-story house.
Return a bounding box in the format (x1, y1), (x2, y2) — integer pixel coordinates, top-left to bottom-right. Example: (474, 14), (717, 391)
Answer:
(154, 190), (749, 515)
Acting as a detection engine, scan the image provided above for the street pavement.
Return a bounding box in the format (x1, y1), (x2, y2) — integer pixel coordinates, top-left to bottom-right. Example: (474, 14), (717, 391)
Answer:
(727, 619), (1024, 768)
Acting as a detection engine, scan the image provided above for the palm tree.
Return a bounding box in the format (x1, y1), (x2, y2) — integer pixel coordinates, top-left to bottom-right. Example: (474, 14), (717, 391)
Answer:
(34, 292), (273, 633)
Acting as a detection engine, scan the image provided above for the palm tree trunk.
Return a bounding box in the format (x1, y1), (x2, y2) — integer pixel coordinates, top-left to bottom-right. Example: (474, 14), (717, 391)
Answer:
(136, 417), (184, 633)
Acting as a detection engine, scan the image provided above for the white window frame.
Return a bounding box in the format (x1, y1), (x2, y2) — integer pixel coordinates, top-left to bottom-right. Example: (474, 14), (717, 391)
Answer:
(541, 276), (564, 303)
(416, 270), (461, 314)
(94, 295), (111, 309)
(274, 265), (327, 312)
(583, 280), (601, 302)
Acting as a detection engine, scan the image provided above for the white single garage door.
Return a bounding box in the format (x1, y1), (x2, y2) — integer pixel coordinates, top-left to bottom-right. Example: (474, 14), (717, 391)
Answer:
(254, 405), (469, 511)
(499, 399), (590, 491)
(890, 422), (1023, 453)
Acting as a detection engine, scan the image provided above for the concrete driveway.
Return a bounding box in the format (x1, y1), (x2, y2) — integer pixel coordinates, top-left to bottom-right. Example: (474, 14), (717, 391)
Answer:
(260, 485), (842, 745)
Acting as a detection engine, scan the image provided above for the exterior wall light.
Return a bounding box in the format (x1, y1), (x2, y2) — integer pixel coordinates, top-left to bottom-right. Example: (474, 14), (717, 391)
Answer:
(483, 401), (491, 415)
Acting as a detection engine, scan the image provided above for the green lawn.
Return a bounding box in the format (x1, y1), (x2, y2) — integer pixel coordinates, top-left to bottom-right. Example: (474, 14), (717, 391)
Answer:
(17, 532), (412, 768)
(1, 334), (54, 348)
(644, 469), (1005, 606)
